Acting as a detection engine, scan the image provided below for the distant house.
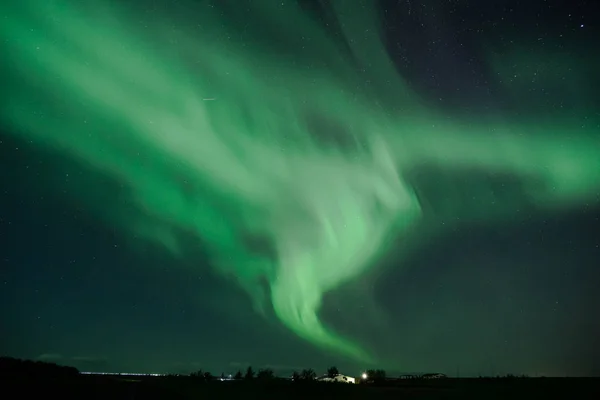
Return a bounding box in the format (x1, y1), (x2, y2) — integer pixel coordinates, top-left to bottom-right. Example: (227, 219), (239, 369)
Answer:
(317, 374), (356, 384)
(399, 374), (419, 379)
(421, 373), (447, 379)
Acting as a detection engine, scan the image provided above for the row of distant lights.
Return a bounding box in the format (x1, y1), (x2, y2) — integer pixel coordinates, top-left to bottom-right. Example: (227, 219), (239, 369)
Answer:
(80, 372), (165, 376)
(81, 372), (235, 381)
(81, 371), (370, 379)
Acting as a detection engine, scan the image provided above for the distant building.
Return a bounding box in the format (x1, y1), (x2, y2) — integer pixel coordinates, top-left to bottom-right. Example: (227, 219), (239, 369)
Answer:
(421, 373), (447, 379)
(399, 374), (419, 379)
(317, 374), (356, 384)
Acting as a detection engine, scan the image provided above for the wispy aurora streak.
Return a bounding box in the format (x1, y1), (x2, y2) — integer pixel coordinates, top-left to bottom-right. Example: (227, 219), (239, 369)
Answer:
(2, 0), (599, 362)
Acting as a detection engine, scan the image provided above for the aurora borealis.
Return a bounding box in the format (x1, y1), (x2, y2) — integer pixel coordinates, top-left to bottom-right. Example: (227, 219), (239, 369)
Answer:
(1, 0), (599, 376)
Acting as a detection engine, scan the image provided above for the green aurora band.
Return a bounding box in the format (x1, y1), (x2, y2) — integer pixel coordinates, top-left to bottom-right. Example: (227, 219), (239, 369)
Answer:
(2, 0), (599, 363)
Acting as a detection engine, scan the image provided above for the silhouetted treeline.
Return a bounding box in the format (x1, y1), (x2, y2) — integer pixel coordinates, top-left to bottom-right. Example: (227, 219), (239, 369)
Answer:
(188, 365), (354, 383)
(365, 369), (387, 384)
(0, 357), (79, 379)
(189, 366), (327, 382)
(184, 365), (534, 386)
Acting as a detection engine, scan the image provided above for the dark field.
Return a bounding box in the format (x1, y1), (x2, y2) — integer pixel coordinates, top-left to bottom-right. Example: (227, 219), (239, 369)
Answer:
(3, 375), (600, 400)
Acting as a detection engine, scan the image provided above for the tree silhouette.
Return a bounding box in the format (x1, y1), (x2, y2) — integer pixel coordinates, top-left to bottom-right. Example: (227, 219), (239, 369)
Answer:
(190, 369), (204, 379)
(365, 369), (386, 383)
(203, 371), (213, 381)
(257, 368), (275, 380)
(234, 370), (243, 380)
(327, 366), (339, 378)
(291, 371), (300, 381)
(300, 368), (316, 381)
(244, 366), (255, 380)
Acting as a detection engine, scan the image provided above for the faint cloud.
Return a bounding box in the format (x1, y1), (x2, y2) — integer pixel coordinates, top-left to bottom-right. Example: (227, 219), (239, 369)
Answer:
(70, 356), (110, 371)
(227, 362), (302, 372)
(37, 353), (63, 361)
(262, 364), (304, 372)
(169, 361), (206, 374)
(71, 356), (104, 362)
(228, 361), (249, 367)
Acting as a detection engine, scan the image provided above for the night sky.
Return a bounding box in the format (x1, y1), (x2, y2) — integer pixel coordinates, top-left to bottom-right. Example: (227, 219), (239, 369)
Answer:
(1, 0), (599, 377)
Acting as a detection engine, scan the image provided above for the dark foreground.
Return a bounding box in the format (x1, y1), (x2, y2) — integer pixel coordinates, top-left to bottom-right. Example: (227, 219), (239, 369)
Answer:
(3, 375), (599, 399)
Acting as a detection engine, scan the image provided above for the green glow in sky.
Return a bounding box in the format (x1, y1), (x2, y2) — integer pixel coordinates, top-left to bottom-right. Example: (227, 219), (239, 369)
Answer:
(2, 0), (599, 364)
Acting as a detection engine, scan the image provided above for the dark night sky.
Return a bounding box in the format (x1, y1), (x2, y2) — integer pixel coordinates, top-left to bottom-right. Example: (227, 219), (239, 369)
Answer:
(1, 0), (599, 377)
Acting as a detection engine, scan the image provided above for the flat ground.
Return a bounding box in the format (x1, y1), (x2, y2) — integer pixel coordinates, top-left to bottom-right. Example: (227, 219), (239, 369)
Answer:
(3, 376), (599, 399)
